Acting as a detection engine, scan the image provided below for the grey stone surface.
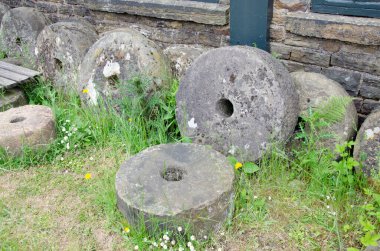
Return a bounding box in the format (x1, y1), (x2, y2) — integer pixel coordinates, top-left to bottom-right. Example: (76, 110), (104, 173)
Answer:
(0, 88), (27, 112)
(360, 74), (380, 99)
(362, 99), (380, 115)
(176, 46), (299, 162)
(163, 44), (209, 78)
(36, 21), (98, 93)
(331, 50), (380, 76)
(321, 67), (361, 96)
(354, 109), (380, 176)
(0, 3), (9, 23)
(0, 105), (56, 155)
(78, 28), (171, 105)
(116, 143), (234, 236)
(275, 0), (309, 11)
(291, 71), (358, 152)
(364, 241), (380, 251)
(0, 7), (50, 63)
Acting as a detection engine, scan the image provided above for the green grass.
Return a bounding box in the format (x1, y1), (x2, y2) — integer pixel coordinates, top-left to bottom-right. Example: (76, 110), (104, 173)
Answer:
(0, 76), (379, 250)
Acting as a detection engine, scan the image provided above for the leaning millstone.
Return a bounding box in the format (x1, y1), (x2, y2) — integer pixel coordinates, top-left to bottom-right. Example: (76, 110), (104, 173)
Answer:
(116, 143), (234, 237)
(78, 28), (171, 106)
(0, 3), (9, 23)
(36, 21), (98, 92)
(0, 7), (50, 64)
(291, 71), (358, 152)
(163, 44), (209, 78)
(354, 109), (380, 176)
(176, 46), (299, 162)
(0, 105), (56, 155)
(0, 88), (27, 111)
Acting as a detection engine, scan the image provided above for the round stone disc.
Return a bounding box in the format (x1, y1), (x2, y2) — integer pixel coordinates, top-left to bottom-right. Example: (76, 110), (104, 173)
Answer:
(36, 21), (98, 92)
(116, 143), (235, 236)
(176, 46), (299, 161)
(78, 28), (171, 106)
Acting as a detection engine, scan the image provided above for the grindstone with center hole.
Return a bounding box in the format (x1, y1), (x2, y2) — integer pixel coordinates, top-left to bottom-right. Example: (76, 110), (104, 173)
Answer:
(116, 143), (235, 236)
(176, 46), (299, 162)
(78, 28), (171, 106)
(0, 7), (50, 62)
(36, 21), (98, 93)
(0, 105), (56, 155)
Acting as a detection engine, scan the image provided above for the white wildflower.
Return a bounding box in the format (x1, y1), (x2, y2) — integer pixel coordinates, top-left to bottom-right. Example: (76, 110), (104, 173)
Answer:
(190, 235), (196, 241)
(177, 226), (183, 232)
(134, 246), (139, 250)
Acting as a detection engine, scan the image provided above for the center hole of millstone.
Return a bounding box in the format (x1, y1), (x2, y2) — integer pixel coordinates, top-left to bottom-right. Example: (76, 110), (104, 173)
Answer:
(54, 58), (63, 71)
(10, 117), (26, 123)
(216, 98), (234, 117)
(108, 75), (120, 86)
(161, 166), (186, 182)
(15, 37), (22, 46)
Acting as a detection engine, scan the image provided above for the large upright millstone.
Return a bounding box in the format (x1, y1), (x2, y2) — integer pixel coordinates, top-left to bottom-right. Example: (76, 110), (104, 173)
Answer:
(0, 7), (50, 62)
(116, 143), (235, 236)
(354, 109), (380, 176)
(0, 105), (56, 155)
(36, 21), (98, 92)
(78, 28), (171, 105)
(291, 71), (358, 151)
(0, 3), (9, 23)
(176, 46), (299, 161)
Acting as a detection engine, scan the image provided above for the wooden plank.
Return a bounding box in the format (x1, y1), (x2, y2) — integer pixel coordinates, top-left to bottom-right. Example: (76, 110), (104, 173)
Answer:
(0, 61), (40, 78)
(0, 68), (29, 83)
(0, 76), (16, 89)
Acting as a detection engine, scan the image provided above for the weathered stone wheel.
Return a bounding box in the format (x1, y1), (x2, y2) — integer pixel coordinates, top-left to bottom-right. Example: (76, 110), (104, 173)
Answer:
(354, 109), (380, 176)
(176, 46), (299, 162)
(0, 88), (27, 112)
(78, 28), (171, 106)
(291, 71), (358, 152)
(0, 3), (9, 23)
(36, 21), (98, 92)
(0, 105), (56, 155)
(116, 143), (235, 236)
(0, 7), (50, 62)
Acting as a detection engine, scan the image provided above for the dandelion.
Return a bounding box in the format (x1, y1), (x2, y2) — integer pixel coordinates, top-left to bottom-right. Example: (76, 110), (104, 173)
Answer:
(177, 226), (183, 232)
(82, 89), (89, 94)
(234, 162), (243, 170)
(128, 118), (133, 122)
(85, 173), (92, 180)
(190, 235), (196, 241)
(124, 227), (130, 233)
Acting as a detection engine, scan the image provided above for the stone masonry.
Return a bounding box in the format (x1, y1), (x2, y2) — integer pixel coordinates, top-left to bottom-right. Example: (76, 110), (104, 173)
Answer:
(271, 0), (380, 122)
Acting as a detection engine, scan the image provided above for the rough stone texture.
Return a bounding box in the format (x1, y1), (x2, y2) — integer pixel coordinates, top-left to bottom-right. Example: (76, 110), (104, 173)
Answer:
(0, 105), (56, 155)
(163, 44), (209, 78)
(274, 0), (310, 12)
(116, 143), (234, 236)
(364, 242), (380, 251)
(360, 74), (380, 99)
(354, 109), (380, 176)
(176, 46), (299, 162)
(286, 12), (380, 46)
(331, 51), (380, 76)
(321, 67), (362, 96)
(0, 88), (27, 111)
(0, 3), (9, 22)
(78, 28), (171, 105)
(362, 100), (380, 115)
(0, 7), (51, 62)
(87, 0), (229, 26)
(36, 21), (98, 93)
(291, 71), (358, 151)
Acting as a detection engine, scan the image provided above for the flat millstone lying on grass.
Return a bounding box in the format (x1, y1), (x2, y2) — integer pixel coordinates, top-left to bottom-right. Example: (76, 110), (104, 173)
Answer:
(116, 143), (235, 237)
(0, 105), (56, 155)
(176, 46), (299, 162)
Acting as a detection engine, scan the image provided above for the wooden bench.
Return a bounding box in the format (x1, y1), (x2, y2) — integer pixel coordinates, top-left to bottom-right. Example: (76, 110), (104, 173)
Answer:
(0, 61), (41, 90)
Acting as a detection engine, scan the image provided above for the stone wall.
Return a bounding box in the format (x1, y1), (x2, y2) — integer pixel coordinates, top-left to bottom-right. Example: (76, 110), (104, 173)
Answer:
(270, 0), (380, 121)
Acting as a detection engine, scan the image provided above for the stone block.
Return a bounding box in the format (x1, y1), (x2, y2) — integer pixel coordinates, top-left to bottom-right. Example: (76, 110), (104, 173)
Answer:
(360, 74), (380, 99)
(36, 2), (58, 13)
(353, 97), (363, 112)
(321, 67), (361, 96)
(362, 99), (380, 115)
(281, 60), (322, 73)
(270, 25), (286, 42)
(275, 0), (310, 11)
(286, 12), (380, 46)
(290, 47), (331, 67)
(331, 51), (380, 76)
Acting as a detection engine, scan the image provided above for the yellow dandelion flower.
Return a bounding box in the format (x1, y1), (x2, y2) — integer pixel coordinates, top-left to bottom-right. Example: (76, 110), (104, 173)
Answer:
(124, 227), (130, 233)
(128, 118), (132, 122)
(234, 162), (243, 170)
(82, 89), (89, 94)
(84, 173), (92, 179)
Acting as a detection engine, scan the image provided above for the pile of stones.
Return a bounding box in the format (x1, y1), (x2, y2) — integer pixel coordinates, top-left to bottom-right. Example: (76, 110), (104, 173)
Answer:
(0, 4), (378, 241)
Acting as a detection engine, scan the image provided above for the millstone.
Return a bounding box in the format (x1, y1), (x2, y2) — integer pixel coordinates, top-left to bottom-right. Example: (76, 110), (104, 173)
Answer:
(0, 105), (56, 155)
(116, 143), (235, 236)
(354, 109), (380, 177)
(291, 71), (358, 152)
(0, 7), (50, 62)
(36, 21), (98, 92)
(0, 88), (27, 112)
(0, 3), (9, 23)
(78, 28), (171, 106)
(176, 46), (299, 161)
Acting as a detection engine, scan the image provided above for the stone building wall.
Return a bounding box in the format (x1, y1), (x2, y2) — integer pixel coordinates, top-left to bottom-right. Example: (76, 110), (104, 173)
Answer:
(270, 0), (380, 121)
